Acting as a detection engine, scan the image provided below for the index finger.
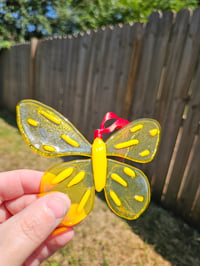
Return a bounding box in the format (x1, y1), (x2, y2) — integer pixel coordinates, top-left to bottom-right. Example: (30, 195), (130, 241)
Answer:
(0, 169), (43, 203)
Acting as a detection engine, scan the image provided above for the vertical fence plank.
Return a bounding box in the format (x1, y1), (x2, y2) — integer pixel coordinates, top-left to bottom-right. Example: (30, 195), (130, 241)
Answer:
(0, 51), (9, 108)
(42, 38), (57, 107)
(112, 24), (132, 116)
(49, 37), (65, 110)
(62, 36), (73, 120)
(191, 181), (200, 230)
(34, 39), (50, 103)
(72, 33), (93, 131)
(48, 37), (66, 110)
(30, 38), (38, 99)
(82, 30), (99, 138)
(122, 22), (144, 119)
(42, 38), (55, 106)
(56, 37), (69, 113)
(0, 53), (3, 107)
(68, 34), (82, 123)
(177, 134), (200, 223)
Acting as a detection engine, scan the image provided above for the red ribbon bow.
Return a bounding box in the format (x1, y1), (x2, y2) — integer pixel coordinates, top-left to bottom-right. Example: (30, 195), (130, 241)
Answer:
(94, 112), (130, 139)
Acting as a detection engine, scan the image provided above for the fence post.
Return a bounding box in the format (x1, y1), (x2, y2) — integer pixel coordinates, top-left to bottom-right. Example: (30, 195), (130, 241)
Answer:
(0, 51), (3, 107)
(30, 38), (38, 99)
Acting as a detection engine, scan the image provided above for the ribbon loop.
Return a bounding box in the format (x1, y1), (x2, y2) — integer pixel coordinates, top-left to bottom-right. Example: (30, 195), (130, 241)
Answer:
(94, 112), (130, 139)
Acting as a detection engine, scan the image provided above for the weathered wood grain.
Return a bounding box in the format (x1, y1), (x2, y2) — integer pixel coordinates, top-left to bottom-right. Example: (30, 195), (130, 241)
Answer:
(151, 9), (191, 201)
(163, 8), (200, 209)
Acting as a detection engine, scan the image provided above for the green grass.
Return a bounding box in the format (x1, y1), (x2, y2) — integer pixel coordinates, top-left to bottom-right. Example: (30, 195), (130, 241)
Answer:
(0, 109), (200, 266)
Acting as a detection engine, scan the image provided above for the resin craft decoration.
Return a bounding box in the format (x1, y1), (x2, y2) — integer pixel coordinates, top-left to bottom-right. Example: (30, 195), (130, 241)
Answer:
(17, 100), (160, 227)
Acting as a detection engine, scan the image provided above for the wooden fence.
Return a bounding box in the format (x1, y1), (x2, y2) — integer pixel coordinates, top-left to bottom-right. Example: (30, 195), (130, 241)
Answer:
(0, 8), (200, 231)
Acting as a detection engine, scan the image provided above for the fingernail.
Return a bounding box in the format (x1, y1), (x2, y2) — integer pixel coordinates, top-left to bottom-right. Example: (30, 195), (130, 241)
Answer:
(46, 193), (70, 223)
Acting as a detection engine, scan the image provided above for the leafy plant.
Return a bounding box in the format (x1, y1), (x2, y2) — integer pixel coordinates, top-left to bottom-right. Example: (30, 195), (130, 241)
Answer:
(0, 0), (198, 48)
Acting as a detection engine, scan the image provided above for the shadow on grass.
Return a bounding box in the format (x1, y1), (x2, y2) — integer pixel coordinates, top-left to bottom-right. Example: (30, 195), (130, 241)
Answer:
(0, 108), (17, 128)
(128, 203), (200, 266)
(97, 190), (200, 266)
(89, 157), (200, 265)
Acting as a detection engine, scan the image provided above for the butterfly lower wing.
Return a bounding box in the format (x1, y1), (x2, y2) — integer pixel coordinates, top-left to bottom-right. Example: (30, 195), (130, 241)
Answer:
(17, 100), (91, 157)
(104, 159), (150, 220)
(106, 119), (160, 163)
(40, 159), (95, 227)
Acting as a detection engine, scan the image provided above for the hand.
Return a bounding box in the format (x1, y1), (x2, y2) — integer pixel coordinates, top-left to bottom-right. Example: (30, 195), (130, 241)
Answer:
(0, 169), (74, 266)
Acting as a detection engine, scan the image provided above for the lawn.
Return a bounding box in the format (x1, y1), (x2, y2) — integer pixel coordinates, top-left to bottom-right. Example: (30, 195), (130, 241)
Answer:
(0, 109), (200, 266)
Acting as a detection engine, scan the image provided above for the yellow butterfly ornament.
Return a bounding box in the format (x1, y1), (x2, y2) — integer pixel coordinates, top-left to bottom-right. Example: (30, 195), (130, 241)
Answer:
(16, 100), (160, 227)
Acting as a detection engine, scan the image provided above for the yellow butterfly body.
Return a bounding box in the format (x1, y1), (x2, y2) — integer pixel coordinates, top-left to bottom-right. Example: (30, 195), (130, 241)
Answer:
(92, 137), (107, 192)
(17, 100), (160, 227)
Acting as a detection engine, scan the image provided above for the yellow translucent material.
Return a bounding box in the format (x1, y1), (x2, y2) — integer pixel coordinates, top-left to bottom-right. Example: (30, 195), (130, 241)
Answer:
(139, 149), (151, 157)
(130, 124), (144, 133)
(111, 173), (128, 187)
(27, 118), (38, 127)
(39, 109), (61, 125)
(106, 119), (160, 163)
(105, 159), (150, 220)
(114, 139), (139, 149)
(109, 190), (122, 206)
(149, 129), (159, 137)
(67, 171), (85, 188)
(51, 168), (74, 184)
(61, 134), (80, 147)
(40, 160), (95, 227)
(17, 99), (161, 226)
(123, 167), (136, 178)
(16, 100), (91, 157)
(92, 138), (107, 192)
(134, 195), (145, 202)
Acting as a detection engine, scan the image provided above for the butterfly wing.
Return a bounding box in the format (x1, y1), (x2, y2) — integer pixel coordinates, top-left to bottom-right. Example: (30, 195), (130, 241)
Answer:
(40, 159), (95, 227)
(104, 159), (150, 219)
(106, 118), (160, 163)
(16, 100), (91, 157)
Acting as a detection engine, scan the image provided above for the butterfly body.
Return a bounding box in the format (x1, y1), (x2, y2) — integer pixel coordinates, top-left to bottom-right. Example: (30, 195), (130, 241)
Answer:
(17, 100), (161, 227)
(92, 137), (107, 192)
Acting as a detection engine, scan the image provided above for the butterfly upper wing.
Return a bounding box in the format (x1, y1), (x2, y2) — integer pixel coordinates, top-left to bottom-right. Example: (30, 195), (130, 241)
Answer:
(106, 118), (160, 163)
(40, 159), (95, 227)
(16, 100), (91, 157)
(104, 159), (150, 219)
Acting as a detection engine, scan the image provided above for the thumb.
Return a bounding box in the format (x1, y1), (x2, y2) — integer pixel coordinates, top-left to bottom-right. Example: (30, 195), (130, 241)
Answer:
(0, 192), (70, 266)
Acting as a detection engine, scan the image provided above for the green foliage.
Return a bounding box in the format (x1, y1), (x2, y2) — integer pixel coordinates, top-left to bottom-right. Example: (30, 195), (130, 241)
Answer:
(0, 0), (199, 47)
(0, 39), (11, 49)
(0, 0), (72, 42)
